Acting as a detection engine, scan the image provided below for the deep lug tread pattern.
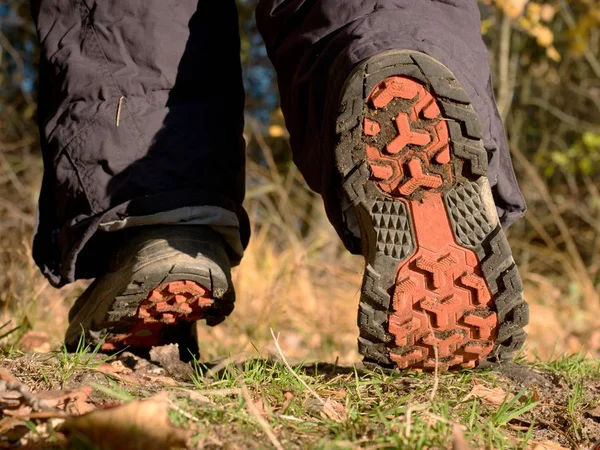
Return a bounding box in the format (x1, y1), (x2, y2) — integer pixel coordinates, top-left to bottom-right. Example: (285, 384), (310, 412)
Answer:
(334, 50), (529, 371)
(101, 280), (214, 351)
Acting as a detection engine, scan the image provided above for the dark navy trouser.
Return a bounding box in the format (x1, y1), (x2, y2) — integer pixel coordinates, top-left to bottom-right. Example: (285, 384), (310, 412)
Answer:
(31, 0), (526, 287)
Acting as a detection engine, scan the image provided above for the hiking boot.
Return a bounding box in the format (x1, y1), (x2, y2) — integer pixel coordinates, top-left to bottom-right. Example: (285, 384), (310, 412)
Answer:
(65, 226), (234, 360)
(334, 50), (529, 370)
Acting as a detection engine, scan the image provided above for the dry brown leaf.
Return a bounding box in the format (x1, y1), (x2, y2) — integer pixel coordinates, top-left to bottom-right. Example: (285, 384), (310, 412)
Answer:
(97, 360), (132, 375)
(0, 368), (19, 382)
(18, 331), (52, 353)
(59, 393), (190, 450)
(527, 440), (569, 450)
(463, 384), (511, 406)
(34, 386), (95, 415)
(0, 417), (29, 448)
(183, 390), (212, 405)
(280, 391), (294, 412)
(65, 386), (96, 415)
(96, 361), (142, 385)
(304, 397), (347, 423)
(321, 398), (347, 423)
(585, 405), (600, 419)
(452, 424), (471, 450)
(252, 397), (271, 418)
(142, 374), (178, 386)
(0, 417), (25, 436)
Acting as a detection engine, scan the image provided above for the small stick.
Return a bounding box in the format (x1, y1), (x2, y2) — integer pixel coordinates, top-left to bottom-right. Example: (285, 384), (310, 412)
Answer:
(429, 332), (440, 403)
(116, 96), (124, 127)
(167, 399), (199, 423)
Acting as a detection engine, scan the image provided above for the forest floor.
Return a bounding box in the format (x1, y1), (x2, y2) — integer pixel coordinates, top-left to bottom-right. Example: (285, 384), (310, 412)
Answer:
(0, 337), (599, 450)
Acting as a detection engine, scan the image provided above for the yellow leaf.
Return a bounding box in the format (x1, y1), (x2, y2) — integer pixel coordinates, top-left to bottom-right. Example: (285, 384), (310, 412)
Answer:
(269, 125), (286, 138)
(527, 2), (542, 24)
(533, 24), (554, 47)
(546, 46), (561, 62)
(540, 5), (556, 22)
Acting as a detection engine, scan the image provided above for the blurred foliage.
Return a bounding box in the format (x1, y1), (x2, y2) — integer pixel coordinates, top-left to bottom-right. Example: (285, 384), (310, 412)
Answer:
(0, 0), (599, 303)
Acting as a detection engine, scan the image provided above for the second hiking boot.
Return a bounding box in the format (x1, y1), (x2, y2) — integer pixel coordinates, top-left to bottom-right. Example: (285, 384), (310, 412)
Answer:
(335, 50), (529, 370)
(65, 226), (235, 360)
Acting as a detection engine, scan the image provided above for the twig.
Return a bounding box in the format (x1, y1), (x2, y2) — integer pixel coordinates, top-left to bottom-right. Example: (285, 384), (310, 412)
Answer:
(167, 399), (199, 423)
(115, 96), (124, 126)
(240, 384), (284, 450)
(429, 341), (440, 403)
(497, 11), (513, 119)
(270, 328), (343, 422)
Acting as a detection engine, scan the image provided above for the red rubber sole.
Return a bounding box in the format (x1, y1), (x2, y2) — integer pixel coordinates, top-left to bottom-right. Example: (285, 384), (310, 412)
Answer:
(101, 280), (214, 351)
(364, 77), (498, 370)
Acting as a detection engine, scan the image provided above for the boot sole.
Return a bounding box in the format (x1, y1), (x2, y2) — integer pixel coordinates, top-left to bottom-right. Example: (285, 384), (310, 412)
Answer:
(100, 279), (214, 351)
(335, 50), (529, 370)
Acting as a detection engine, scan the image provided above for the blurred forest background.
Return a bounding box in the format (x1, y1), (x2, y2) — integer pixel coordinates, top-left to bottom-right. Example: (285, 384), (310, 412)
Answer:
(0, 0), (599, 363)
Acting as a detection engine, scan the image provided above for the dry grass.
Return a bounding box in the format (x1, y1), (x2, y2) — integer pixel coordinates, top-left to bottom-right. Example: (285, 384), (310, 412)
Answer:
(0, 126), (599, 365)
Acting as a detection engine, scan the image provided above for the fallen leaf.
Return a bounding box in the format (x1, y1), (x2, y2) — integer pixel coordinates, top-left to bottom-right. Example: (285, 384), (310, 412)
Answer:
(34, 386), (95, 415)
(59, 393), (190, 450)
(184, 391), (212, 405)
(0, 418), (30, 445)
(142, 375), (178, 386)
(65, 386), (96, 415)
(280, 391), (294, 412)
(463, 384), (511, 406)
(325, 399), (347, 422)
(96, 363), (141, 385)
(0, 369), (19, 383)
(18, 331), (52, 353)
(97, 360), (132, 375)
(452, 424), (471, 450)
(527, 441), (569, 450)
(252, 397), (271, 418)
(585, 405), (600, 420)
(305, 397), (347, 423)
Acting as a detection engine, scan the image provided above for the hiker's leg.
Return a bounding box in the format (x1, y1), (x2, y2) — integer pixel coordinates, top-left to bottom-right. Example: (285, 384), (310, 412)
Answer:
(257, 0), (529, 370)
(31, 0), (247, 287)
(256, 0), (526, 248)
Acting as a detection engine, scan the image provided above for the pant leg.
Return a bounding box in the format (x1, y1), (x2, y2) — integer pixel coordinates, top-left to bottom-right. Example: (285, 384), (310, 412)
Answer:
(256, 0), (526, 251)
(31, 0), (248, 287)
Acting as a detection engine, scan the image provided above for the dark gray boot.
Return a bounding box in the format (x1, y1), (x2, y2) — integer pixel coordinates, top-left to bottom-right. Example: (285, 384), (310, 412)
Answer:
(65, 226), (234, 361)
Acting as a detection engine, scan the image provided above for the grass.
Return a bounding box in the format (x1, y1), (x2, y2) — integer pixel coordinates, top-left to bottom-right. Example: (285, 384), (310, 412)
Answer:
(108, 353), (600, 449)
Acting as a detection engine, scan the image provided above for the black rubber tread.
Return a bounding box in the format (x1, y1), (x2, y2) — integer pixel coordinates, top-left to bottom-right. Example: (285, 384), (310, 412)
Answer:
(372, 200), (416, 260)
(445, 181), (494, 248)
(333, 50), (529, 370)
